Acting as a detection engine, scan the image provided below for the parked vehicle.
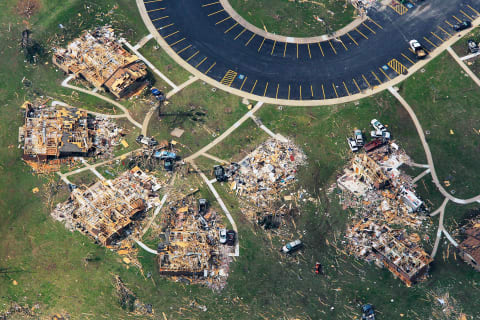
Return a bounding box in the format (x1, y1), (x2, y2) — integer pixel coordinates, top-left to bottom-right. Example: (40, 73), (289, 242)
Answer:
(354, 129), (364, 146)
(198, 199), (208, 215)
(214, 165), (227, 182)
(136, 135), (158, 147)
(164, 158), (174, 172)
(281, 239), (302, 253)
(361, 304), (375, 320)
(453, 20), (472, 31)
(370, 130), (391, 140)
(468, 39), (479, 53)
(226, 230), (236, 246)
(409, 39), (427, 59)
(219, 229), (227, 244)
(364, 139), (385, 153)
(370, 119), (386, 132)
(347, 138), (359, 152)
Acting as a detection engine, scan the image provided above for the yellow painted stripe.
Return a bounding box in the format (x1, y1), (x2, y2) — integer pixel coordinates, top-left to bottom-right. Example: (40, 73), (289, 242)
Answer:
(163, 30), (179, 39)
(467, 5), (480, 16)
(169, 37), (185, 46)
(343, 82), (350, 96)
(347, 32), (358, 46)
(202, 1), (219, 7)
(362, 74), (371, 88)
(271, 40), (276, 55)
(145, 0), (163, 3)
(310, 85), (314, 97)
(205, 62), (216, 74)
(195, 57), (207, 68)
(176, 44), (191, 54)
(368, 17), (383, 29)
(185, 50), (199, 62)
(321, 84), (325, 99)
(152, 16), (168, 22)
(362, 22), (375, 34)
(332, 83), (338, 98)
(353, 78), (361, 92)
(158, 23), (174, 30)
(328, 40), (337, 54)
(445, 20), (453, 27)
(318, 42), (324, 56)
(379, 67), (391, 81)
(216, 16), (231, 25)
(239, 76), (247, 90)
(401, 53), (415, 65)
(355, 28), (368, 39)
(245, 33), (255, 46)
(452, 15), (462, 23)
(208, 9), (224, 16)
(460, 9), (473, 20)
(224, 22), (238, 34)
(284, 42), (288, 57)
(296, 43), (299, 59)
(307, 44), (312, 58)
(299, 85), (302, 100)
(288, 85), (291, 100)
(234, 28), (246, 40)
(438, 26), (451, 37)
(423, 36), (437, 48)
(250, 80), (257, 93)
(263, 82), (269, 96)
(258, 37), (266, 52)
(371, 71), (381, 85)
(431, 31), (444, 42)
(339, 40), (348, 51)
(147, 7), (165, 13)
(276, 84), (279, 99)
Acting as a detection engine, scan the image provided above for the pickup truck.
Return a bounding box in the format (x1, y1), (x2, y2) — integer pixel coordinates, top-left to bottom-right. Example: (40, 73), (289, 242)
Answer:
(409, 40), (427, 59)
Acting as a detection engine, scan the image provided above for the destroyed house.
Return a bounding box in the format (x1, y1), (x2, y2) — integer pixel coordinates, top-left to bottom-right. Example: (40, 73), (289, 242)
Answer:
(52, 168), (160, 246)
(352, 153), (389, 189)
(20, 102), (93, 163)
(52, 26), (148, 98)
(371, 227), (432, 286)
(458, 224), (480, 272)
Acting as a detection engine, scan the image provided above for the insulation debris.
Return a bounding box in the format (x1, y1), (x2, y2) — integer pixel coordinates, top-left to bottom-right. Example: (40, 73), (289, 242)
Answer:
(228, 138), (306, 227)
(457, 216), (480, 272)
(51, 167), (162, 247)
(18, 100), (124, 173)
(52, 26), (148, 99)
(338, 141), (433, 286)
(156, 195), (233, 290)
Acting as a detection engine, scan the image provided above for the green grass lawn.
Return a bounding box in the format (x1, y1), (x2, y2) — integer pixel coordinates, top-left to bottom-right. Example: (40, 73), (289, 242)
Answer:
(229, 0), (356, 37)
(399, 52), (480, 199)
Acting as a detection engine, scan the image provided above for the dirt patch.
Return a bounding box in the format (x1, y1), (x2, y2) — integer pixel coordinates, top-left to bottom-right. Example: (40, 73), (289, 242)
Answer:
(15, 0), (41, 18)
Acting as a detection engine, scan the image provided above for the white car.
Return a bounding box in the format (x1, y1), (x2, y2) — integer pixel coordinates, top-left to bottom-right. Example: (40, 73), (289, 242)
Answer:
(354, 129), (364, 146)
(219, 228), (227, 244)
(370, 130), (391, 140)
(281, 239), (302, 253)
(371, 119), (386, 132)
(347, 138), (359, 152)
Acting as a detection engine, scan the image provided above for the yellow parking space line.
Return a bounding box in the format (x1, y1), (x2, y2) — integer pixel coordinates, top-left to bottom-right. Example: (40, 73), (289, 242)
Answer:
(362, 22), (375, 34)
(250, 80), (257, 93)
(152, 16), (168, 22)
(343, 82), (350, 96)
(307, 44), (312, 58)
(368, 17), (383, 29)
(362, 74), (371, 88)
(283, 42), (288, 57)
(245, 33), (255, 46)
(317, 42), (324, 56)
(205, 62), (216, 74)
(460, 10), (473, 20)
(239, 76), (247, 90)
(431, 31), (444, 42)
(158, 23), (174, 30)
(195, 57), (207, 68)
(216, 16), (231, 25)
(208, 9), (224, 16)
(296, 43), (299, 59)
(147, 7), (165, 13)
(467, 5), (480, 16)
(164, 30), (179, 39)
(388, 58), (407, 75)
(185, 50), (199, 62)
(452, 15), (462, 23)
(423, 36), (437, 48)
(176, 44), (191, 54)
(438, 26), (451, 37)
(379, 67), (391, 81)
(234, 28), (246, 40)
(332, 83), (338, 98)
(347, 32), (358, 46)
(388, 3), (408, 15)
(271, 40), (276, 55)
(263, 82), (269, 96)
(339, 40), (348, 51)
(401, 53), (415, 65)
(221, 70), (239, 87)
(310, 85), (314, 97)
(202, 1), (219, 7)
(258, 38), (266, 52)
(353, 78), (361, 92)
(445, 20), (453, 27)
(321, 84), (325, 100)
(355, 28), (368, 39)
(276, 84), (279, 99)
(224, 22), (238, 34)
(169, 37), (185, 46)
(288, 85), (291, 100)
(371, 71), (382, 85)
(328, 40), (337, 54)
(145, 0), (163, 3)
(408, 47), (415, 54)
(299, 85), (302, 100)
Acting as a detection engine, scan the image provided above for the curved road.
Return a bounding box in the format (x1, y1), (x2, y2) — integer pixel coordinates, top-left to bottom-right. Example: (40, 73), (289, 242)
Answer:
(139, 0), (480, 101)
